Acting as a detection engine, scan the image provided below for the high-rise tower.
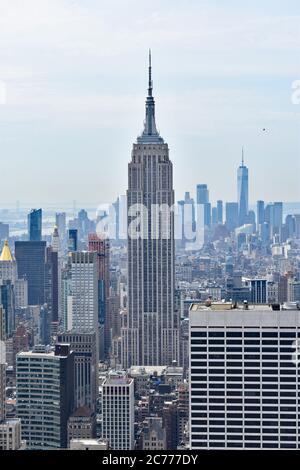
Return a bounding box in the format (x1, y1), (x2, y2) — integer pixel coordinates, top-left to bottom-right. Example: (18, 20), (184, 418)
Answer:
(88, 233), (110, 359)
(28, 209), (42, 242)
(122, 52), (180, 367)
(237, 148), (249, 227)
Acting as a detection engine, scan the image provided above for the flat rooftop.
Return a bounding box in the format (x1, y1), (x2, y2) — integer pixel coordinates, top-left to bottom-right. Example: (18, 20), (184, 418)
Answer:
(190, 302), (300, 328)
(190, 302), (300, 312)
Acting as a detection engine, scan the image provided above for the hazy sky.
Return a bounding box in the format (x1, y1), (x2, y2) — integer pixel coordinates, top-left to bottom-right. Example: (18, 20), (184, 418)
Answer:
(0, 0), (299, 206)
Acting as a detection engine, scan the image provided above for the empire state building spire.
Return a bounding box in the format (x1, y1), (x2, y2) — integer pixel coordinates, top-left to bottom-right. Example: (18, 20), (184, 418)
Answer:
(137, 50), (164, 143)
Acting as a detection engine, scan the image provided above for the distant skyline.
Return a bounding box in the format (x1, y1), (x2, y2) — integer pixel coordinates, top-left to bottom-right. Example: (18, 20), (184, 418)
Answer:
(0, 0), (299, 204)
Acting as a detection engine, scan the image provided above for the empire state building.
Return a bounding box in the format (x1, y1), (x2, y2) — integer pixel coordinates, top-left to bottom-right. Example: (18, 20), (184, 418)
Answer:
(121, 52), (180, 367)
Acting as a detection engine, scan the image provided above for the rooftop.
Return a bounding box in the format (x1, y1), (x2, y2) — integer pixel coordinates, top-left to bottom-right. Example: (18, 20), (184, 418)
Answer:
(190, 302), (300, 312)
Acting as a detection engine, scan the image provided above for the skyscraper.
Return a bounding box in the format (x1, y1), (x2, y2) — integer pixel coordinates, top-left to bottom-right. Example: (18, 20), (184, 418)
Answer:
(273, 202), (283, 236)
(189, 302), (300, 449)
(55, 212), (66, 244)
(257, 200), (265, 226)
(15, 241), (46, 305)
(177, 192), (195, 248)
(68, 229), (78, 252)
(225, 202), (239, 232)
(16, 344), (74, 449)
(217, 200), (223, 224)
(196, 184), (209, 204)
(44, 246), (59, 323)
(69, 252), (98, 333)
(0, 281), (15, 337)
(196, 184), (211, 228)
(237, 149), (249, 227)
(88, 234), (110, 358)
(122, 52), (180, 367)
(57, 332), (98, 413)
(101, 372), (134, 450)
(28, 209), (42, 242)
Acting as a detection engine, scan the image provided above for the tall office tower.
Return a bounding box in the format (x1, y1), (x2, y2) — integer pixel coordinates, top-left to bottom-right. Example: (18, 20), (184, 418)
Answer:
(44, 246), (59, 323)
(196, 184), (211, 228)
(16, 344), (74, 449)
(15, 241), (46, 305)
(57, 332), (98, 413)
(52, 225), (60, 253)
(196, 184), (209, 204)
(0, 223), (9, 241)
(122, 52), (180, 367)
(111, 194), (128, 242)
(55, 212), (66, 243)
(189, 302), (300, 450)
(285, 215), (295, 239)
(177, 382), (189, 444)
(204, 202), (211, 228)
(68, 229), (78, 252)
(277, 274), (288, 304)
(61, 266), (72, 331)
(217, 200), (223, 224)
(211, 207), (218, 226)
(69, 252), (98, 333)
(51, 226), (62, 322)
(39, 304), (51, 345)
(294, 214), (300, 239)
(101, 372), (134, 450)
(0, 306), (5, 423)
(257, 200), (265, 226)
(177, 192), (195, 248)
(264, 203), (274, 224)
(14, 278), (28, 309)
(225, 202), (239, 232)
(88, 234), (110, 357)
(0, 281), (15, 337)
(287, 280), (300, 303)
(0, 240), (17, 282)
(273, 202), (283, 236)
(237, 149), (249, 226)
(28, 208), (42, 242)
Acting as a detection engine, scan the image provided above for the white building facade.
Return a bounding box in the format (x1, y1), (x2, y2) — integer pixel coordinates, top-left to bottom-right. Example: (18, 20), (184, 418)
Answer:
(102, 372), (134, 450)
(189, 303), (300, 449)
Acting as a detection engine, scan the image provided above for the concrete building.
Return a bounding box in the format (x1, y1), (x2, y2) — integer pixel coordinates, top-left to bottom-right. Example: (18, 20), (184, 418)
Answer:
(244, 278), (267, 304)
(68, 251), (98, 333)
(28, 209), (42, 242)
(0, 419), (24, 450)
(189, 302), (300, 449)
(14, 278), (28, 309)
(67, 406), (96, 445)
(102, 372), (134, 450)
(69, 438), (108, 450)
(88, 234), (110, 358)
(57, 332), (98, 412)
(15, 241), (46, 306)
(142, 417), (166, 450)
(16, 344), (74, 449)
